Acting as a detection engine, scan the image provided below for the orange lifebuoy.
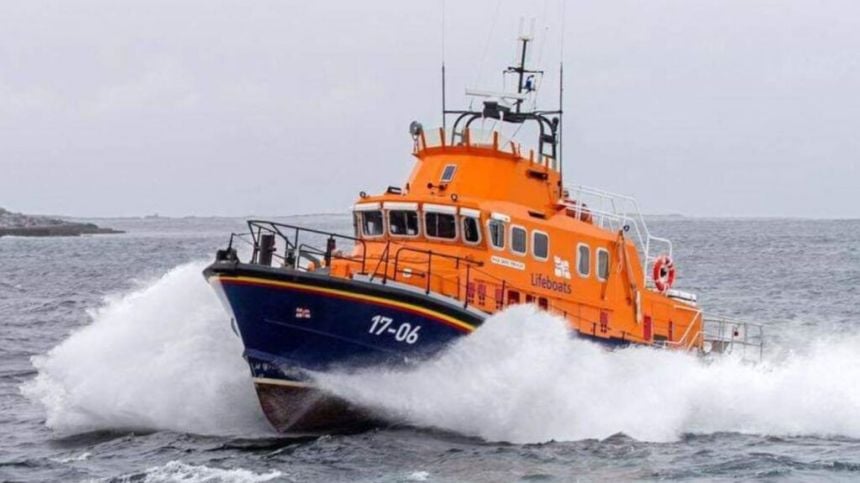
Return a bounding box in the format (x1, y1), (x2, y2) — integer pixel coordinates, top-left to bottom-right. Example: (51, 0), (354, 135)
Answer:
(652, 255), (676, 293)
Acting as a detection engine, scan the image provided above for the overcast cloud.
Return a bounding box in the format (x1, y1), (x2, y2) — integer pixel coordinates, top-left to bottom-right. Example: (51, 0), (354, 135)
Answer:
(1, 0), (858, 218)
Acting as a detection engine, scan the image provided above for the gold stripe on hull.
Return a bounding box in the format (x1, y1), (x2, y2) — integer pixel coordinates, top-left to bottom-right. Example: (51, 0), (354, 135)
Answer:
(213, 274), (476, 333)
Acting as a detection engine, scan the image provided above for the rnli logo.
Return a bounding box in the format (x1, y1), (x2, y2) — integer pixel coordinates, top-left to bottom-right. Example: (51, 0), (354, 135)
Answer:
(553, 256), (571, 280)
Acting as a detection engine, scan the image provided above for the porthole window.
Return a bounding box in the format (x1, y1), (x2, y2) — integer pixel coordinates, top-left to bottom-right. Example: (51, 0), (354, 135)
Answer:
(388, 210), (419, 237)
(533, 231), (549, 260)
(425, 212), (457, 239)
(362, 211), (384, 237)
(462, 217), (481, 244)
(488, 219), (505, 249)
(577, 243), (591, 277)
(511, 226), (527, 255)
(597, 248), (610, 281)
(441, 164), (457, 183)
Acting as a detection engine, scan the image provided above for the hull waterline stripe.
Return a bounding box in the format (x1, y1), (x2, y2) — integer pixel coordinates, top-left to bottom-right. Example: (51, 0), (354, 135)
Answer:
(213, 275), (476, 333)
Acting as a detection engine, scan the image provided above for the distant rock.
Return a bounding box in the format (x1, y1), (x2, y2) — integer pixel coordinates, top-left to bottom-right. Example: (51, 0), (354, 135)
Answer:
(0, 208), (124, 237)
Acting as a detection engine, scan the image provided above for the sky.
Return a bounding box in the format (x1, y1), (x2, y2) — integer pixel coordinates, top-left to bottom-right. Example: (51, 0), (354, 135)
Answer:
(1, 0), (858, 218)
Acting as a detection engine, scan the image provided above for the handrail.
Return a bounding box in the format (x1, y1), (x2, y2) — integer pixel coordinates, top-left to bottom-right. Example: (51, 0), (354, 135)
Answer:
(702, 316), (765, 361)
(563, 184), (673, 287)
(224, 219), (727, 355)
(246, 220), (368, 273)
(656, 306), (703, 351)
(392, 246), (481, 292)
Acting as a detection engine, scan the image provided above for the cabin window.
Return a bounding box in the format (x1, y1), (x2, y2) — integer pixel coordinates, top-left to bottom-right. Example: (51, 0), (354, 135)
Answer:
(577, 243), (591, 277)
(361, 210), (385, 237)
(425, 212), (457, 239)
(462, 216), (481, 244)
(388, 210), (419, 237)
(440, 164), (457, 183)
(488, 219), (505, 249)
(511, 226), (527, 255)
(507, 290), (520, 305)
(538, 297), (549, 310)
(533, 231), (549, 260)
(597, 248), (610, 281)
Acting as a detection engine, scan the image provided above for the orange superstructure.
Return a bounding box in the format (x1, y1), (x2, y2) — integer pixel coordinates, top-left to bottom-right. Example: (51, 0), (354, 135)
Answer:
(301, 31), (708, 351)
(327, 126), (702, 350)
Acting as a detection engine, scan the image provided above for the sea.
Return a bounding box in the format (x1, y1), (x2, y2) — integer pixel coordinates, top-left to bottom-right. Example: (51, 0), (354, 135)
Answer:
(2, 215), (859, 482)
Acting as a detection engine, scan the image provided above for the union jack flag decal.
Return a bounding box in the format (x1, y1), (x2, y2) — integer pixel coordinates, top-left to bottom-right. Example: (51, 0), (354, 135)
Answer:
(295, 307), (312, 319)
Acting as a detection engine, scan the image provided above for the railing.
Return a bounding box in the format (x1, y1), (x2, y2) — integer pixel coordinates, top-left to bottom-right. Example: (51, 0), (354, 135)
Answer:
(563, 184), (673, 287)
(244, 220), (369, 273)
(416, 126), (557, 170)
(654, 306), (705, 352)
(702, 316), (764, 361)
(222, 220), (620, 330)
(221, 220), (760, 357)
(390, 246), (482, 295)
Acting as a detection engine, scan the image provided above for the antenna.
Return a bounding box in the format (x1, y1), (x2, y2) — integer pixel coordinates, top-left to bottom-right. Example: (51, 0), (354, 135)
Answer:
(507, 17), (537, 113)
(558, 0), (566, 183)
(441, 0), (447, 131)
(444, 14), (563, 168)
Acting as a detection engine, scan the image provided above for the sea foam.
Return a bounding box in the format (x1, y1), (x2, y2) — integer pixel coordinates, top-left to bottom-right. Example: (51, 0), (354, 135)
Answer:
(22, 262), (270, 436)
(23, 262), (860, 443)
(114, 461), (283, 483)
(316, 304), (860, 443)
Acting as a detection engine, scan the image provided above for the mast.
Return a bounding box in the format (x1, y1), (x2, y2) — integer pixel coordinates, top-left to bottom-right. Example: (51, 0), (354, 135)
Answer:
(558, 62), (564, 182)
(442, 63), (447, 131)
(440, 19), (563, 172)
(514, 37), (528, 113)
(508, 18), (535, 114)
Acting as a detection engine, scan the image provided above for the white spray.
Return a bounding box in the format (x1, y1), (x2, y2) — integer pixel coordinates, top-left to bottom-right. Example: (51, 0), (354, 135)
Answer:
(316, 304), (860, 443)
(23, 264), (860, 443)
(22, 262), (270, 436)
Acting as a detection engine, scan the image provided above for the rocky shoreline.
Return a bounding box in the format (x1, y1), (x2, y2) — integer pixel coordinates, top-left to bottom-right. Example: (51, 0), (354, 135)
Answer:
(0, 208), (124, 237)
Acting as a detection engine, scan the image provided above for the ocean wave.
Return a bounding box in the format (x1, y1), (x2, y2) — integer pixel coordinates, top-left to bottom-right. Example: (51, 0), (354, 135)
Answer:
(21, 262), (270, 436)
(316, 304), (860, 443)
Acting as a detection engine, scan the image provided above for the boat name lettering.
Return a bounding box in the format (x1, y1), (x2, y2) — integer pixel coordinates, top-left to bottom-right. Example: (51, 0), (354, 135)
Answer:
(369, 315), (421, 344)
(530, 273), (572, 294)
(490, 255), (525, 271)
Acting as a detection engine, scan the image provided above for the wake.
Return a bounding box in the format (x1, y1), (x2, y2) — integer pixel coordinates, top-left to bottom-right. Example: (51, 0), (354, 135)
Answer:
(22, 262), (860, 443)
(316, 305), (860, 443)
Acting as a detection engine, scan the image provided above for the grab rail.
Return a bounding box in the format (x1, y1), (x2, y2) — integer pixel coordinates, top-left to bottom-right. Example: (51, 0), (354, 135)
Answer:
(245, 220), (369, 273)
(221, 219), (752, 357)
(391, 245), (482, 294)
(563, 184), (673, 287)
(703, 316), (764, 361)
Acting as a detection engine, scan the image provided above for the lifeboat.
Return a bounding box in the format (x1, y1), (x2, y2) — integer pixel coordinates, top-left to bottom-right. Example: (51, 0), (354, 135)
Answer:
(203, 29), (763, 433)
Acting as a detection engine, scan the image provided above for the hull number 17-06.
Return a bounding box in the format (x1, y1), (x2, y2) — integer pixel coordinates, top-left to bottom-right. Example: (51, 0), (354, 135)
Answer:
(369, 315), (421, 344)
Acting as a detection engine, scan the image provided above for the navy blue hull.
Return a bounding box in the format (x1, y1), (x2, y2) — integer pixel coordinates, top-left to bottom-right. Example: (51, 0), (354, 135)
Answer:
(204, 262), (637, 432)
(204, 262), (484, 432)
